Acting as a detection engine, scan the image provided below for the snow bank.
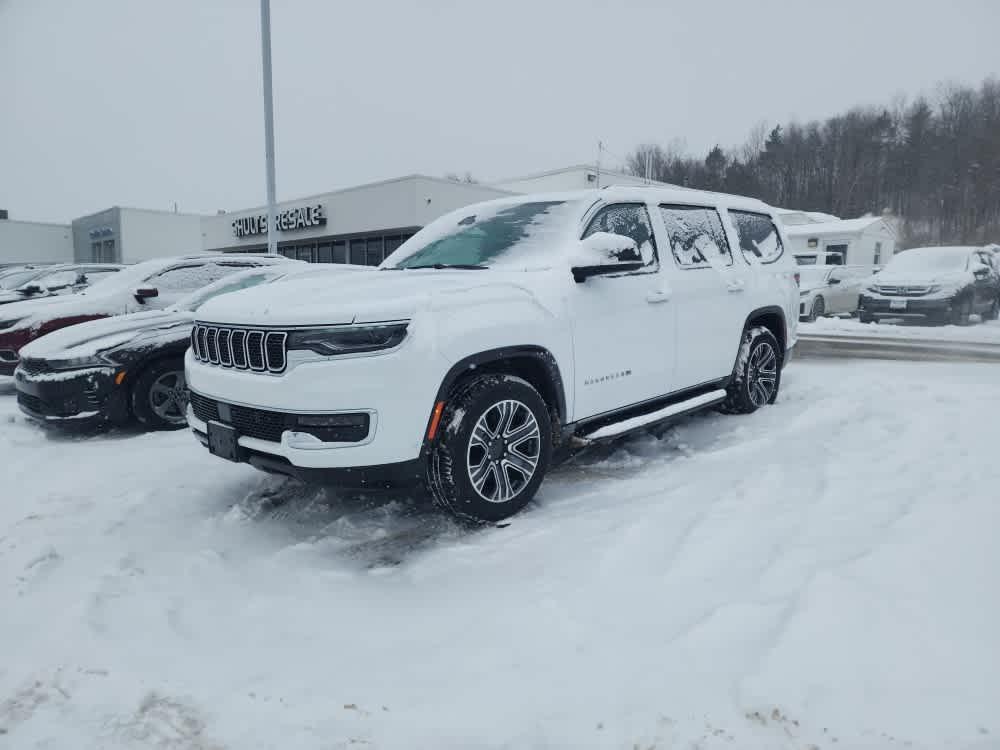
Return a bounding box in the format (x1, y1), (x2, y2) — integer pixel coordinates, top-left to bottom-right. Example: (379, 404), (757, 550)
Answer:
(0, 360), (997, 748)
(801, 316), (1000, 343)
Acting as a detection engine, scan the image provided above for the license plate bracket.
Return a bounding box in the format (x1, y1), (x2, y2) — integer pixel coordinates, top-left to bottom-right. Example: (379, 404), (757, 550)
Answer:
(207, 421), (245, 462)
(889, 298), (907, 310)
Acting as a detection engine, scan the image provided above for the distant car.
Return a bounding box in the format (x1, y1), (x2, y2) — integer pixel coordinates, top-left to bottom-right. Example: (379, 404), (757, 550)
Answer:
(14, 263), (368, 428)
(0, 264), (122, 306)
(794, 250), (846, 266)
(0, 254), (292, 376)
(858, 246), (1000, 325)
(798, 266), (876, 321)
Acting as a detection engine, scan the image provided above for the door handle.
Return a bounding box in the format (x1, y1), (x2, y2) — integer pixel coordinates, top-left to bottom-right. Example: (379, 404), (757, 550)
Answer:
(727, 279), (746, 293)
(646, 289), (671, 304)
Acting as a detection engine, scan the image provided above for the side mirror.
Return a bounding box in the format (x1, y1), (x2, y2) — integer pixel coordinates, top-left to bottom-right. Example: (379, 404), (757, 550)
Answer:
(828, 276), (842, 285)
(134, 286), (159, 302)
(571, 232), (644, 283)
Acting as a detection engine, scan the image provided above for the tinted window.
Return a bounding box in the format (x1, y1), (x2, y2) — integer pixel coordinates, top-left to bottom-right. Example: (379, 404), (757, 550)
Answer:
(729, 211), (784, 264)
(582, 203), (657, 265)
(658, 205), (733, 269)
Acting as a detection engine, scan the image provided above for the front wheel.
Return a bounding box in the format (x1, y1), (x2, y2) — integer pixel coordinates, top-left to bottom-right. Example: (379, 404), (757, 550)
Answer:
(951, 296), (973, 326)
(131, 358), (189, 429)
(427, 374), (552, 523)
(717, 327), (782, 415)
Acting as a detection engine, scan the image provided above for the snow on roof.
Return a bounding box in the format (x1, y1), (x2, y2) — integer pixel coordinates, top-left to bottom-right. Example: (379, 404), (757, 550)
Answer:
(784, 216), (887, 236)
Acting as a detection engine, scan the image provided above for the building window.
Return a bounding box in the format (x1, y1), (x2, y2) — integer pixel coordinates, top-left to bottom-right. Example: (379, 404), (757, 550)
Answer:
(874, 241), (882, 266)
(101, 239), (116, 262)
(366, 237), (384, 266)
(350, 239), (366, 265)
(91, 241), (102, 261)
(332, 240), (347, 263)
(317, 243), (333, 263)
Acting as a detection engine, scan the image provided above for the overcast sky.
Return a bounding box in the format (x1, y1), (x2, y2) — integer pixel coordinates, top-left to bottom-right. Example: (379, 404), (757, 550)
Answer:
(1, 0), (997, 224)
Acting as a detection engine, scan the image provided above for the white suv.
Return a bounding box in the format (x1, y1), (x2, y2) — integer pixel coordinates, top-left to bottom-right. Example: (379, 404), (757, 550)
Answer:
(186, 188), (799, 521)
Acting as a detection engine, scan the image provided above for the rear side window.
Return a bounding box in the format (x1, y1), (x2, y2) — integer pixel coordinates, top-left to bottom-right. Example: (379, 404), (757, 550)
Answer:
(729, 211), (784, 264)
(582, 203), (657, 266)
(658, 205), (733, 269)
(150, 263), (243, 293)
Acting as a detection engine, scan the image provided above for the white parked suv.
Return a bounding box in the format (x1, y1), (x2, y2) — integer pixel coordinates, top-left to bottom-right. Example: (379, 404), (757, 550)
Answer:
(187, 188), (799, 521)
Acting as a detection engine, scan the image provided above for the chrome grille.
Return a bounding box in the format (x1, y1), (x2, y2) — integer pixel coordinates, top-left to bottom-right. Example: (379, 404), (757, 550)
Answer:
(873, 285), (931, 297)
(192, 324), (286, 373)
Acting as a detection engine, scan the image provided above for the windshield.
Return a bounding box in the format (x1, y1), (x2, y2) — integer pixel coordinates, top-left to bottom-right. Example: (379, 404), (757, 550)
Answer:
(384, 200), (574, 270)
(798, 267), (831, 287)
(884, 248), (970, 273)
(1, 269), (46, 289)
(172, 268), (281, 311)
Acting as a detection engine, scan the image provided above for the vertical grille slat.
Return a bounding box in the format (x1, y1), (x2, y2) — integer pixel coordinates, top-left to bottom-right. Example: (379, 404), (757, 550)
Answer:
(231, 330), (247, 368)
(217, 329), (232, 366)
(191, 324), (286, 374)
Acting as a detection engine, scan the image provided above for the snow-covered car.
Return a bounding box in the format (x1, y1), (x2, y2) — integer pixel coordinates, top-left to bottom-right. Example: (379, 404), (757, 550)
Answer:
(0, 254), (292, 376)
(186, 187), (800, 522)
(798, 266), (875, 321)
(0, 263), (123, 306)
(858, 246), (1000, 325)
(14, 263), (369, 428)
(0, 265), (55, 291)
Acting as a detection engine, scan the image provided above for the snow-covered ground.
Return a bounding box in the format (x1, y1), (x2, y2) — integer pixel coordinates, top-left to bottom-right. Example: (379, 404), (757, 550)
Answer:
(801, 316), (1000, 343)
(1, 361), (998, 749)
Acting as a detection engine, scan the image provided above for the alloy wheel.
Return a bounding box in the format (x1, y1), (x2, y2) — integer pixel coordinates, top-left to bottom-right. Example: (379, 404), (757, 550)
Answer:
(466, 399), (541, 504)
(149, 371), (189, 424)
(746, 341), (778, 407)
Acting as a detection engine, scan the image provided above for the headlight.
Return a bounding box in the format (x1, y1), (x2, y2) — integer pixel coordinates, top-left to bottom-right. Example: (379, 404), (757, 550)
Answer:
(0, 318), (24, 331)
(46, 354), (111, 370)
(286, 323), (408, 356)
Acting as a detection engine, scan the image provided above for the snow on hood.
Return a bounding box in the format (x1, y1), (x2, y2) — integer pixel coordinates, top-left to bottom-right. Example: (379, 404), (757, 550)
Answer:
(195, 269), (545, 327)
(19, 310), (192, 360)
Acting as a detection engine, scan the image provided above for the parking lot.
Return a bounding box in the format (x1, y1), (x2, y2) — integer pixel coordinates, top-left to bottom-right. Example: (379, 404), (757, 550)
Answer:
(1, 357), (997, 749)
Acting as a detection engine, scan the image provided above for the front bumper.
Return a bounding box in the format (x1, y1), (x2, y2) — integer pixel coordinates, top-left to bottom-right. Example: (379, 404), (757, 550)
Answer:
(14, 365), (128, 424)
(859, 294), (955, 321)
(184, 346), (450, 473)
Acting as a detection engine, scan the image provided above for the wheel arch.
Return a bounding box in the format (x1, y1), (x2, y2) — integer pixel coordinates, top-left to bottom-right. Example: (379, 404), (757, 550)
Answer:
(432, 346), (567, 425)
(743, 305), (787, 355)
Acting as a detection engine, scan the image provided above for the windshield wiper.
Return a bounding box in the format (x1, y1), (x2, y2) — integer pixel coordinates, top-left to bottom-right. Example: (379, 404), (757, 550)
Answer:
(401, 263), (488, 270)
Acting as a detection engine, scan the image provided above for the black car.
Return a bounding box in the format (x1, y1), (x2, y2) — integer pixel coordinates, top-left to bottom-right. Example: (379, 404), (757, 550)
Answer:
(12, 264), (348, 428)
(858, 246), (1000, 325)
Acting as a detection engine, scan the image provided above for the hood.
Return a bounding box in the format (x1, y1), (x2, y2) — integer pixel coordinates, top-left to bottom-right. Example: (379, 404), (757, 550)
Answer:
(18, 310), (192, 360)
(195, 269), (545, 327)
(873, 269), (971, 287)
(0, 290), (34, 305)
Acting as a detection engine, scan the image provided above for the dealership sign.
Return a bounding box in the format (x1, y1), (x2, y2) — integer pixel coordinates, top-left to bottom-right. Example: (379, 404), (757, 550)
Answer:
(232, 204), (327, 238)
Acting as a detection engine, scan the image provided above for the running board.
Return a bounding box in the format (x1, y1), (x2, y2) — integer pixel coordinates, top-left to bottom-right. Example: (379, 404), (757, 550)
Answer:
(576, 389), (727, 442)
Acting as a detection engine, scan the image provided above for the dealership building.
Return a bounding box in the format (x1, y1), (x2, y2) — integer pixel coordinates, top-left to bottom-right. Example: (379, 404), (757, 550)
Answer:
(0, 165), (660, 267)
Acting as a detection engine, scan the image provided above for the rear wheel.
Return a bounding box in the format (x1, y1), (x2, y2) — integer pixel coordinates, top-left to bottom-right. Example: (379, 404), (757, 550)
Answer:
(427, 374), (552, 523)
(717, 327), (782, 415)
(806, 296), (825, 322)
(131, 359), (189, 429)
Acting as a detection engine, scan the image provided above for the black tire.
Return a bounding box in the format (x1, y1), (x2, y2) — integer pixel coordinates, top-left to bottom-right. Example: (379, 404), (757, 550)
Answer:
(716, 327), (782, 415)
(859, 312), (875, 324)
(426, 374), (552, 523)
(131, 358), (189, 429)
(806, 296), (825, 322)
